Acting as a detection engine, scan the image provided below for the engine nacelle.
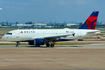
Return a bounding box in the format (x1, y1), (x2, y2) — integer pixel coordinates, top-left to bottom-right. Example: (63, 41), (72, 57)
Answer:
(34, 39), (45, 45)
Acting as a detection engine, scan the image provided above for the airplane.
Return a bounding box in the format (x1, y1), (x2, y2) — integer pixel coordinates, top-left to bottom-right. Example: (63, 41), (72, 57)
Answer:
(2, 11), (100, 47)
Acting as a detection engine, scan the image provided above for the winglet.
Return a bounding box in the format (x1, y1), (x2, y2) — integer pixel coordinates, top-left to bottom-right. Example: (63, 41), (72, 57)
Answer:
(79, 11), (99, 30)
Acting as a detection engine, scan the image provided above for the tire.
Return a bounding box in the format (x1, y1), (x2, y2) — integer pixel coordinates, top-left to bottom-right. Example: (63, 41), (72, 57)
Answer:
(51, 44), (54, 47)
(46, 43), (50, 47)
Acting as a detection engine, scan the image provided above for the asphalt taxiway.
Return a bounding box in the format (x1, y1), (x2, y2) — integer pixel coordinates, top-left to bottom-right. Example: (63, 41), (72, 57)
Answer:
(0, 43), (105, 49)
(0, 41), (105, 70)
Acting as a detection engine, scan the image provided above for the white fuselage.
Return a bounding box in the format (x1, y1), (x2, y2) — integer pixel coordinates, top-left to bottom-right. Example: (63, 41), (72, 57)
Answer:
(2, 29), (100, 42)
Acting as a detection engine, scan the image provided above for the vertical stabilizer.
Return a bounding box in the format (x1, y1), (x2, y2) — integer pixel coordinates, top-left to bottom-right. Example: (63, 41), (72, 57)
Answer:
(79, 11), (99, 30)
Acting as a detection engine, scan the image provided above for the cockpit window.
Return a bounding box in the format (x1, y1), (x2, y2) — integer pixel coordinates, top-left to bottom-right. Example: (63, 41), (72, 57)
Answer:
(6, 33), (12, 35)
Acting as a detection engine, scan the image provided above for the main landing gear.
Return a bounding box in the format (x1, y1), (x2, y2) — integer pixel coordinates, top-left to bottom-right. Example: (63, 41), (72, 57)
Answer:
(46, 42), (54, 47)
(16, 42), (20, 47)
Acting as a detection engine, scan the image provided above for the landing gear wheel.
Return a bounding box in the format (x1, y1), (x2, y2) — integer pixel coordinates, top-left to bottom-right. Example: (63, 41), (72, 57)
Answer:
(46, 43), (50, 47)
(51, 44), (54, 47)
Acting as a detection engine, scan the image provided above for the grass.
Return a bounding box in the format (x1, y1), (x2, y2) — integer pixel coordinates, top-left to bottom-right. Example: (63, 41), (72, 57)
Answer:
(101, 32), (105, 33)
(0, 28), (16, 33)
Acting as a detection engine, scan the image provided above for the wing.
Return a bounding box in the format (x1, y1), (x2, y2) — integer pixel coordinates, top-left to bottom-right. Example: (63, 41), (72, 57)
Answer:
(31, 34), (72, 41)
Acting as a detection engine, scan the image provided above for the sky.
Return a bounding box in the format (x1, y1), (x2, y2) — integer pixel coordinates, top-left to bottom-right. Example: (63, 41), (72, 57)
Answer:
(0, 0), (105, 22)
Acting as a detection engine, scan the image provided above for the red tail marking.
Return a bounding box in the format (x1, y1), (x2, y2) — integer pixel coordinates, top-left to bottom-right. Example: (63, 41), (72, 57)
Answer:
(86, 16), (98, 29)
(93, 21), (97, 29)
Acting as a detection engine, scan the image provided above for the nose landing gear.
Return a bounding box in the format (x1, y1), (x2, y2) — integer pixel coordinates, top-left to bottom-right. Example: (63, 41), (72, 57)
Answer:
(16, 42), (20, 47)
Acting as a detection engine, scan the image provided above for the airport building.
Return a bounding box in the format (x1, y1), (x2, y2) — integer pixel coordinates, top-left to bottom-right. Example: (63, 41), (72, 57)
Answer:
(66, 23), (76, 26)
(10, 21), (51, 28)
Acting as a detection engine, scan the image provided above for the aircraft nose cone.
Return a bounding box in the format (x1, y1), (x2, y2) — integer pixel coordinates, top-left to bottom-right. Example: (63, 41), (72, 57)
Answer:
(2, 36), (6, 40)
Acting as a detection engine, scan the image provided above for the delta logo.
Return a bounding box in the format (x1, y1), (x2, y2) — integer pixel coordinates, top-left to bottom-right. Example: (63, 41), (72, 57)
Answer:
(21, 31), (23, 33)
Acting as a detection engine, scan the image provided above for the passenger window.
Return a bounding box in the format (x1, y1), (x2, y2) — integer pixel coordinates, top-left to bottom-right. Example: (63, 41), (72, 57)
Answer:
(33, 31), (35, 33)
(24, 31), (26, 33)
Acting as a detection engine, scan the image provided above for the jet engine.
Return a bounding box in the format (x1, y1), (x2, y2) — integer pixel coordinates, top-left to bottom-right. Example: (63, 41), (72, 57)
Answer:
(28, 39), (45, 45)
(34, 39), (45, 45)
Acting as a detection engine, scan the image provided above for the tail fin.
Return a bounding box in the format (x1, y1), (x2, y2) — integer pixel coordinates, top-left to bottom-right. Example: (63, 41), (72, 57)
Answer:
(79, 11), (99, 30)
